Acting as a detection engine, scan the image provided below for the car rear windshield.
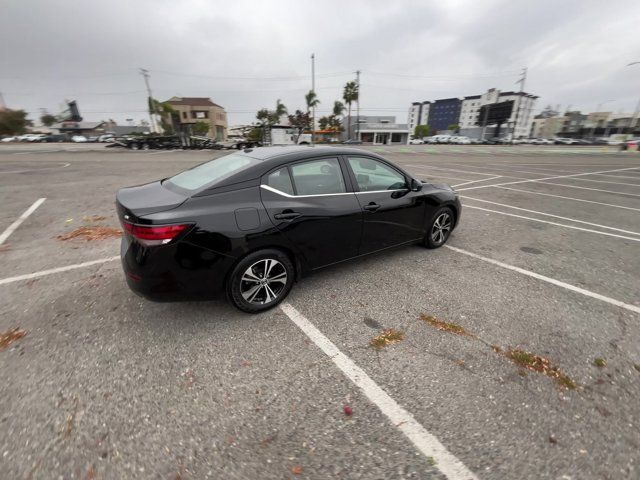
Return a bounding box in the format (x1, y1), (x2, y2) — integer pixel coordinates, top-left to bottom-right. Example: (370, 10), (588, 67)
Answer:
(164, 153), (260, 193)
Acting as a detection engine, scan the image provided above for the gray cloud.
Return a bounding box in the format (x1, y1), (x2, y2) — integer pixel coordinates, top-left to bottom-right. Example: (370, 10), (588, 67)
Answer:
(1, 0), (639, 125)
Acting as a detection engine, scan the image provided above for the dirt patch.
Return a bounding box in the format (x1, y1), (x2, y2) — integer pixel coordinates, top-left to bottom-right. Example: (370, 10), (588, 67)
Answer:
(57, 226), (122, 242)
(370, 328), (404, 349)
(420, 314), (471, 336)
(0, 327), (27, 350)
(503, 348), (577, 389)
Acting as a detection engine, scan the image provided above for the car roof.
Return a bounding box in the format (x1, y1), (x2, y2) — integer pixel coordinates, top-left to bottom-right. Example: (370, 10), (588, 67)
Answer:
(240, 145), (377, 163)
(198, 146), (393, 194)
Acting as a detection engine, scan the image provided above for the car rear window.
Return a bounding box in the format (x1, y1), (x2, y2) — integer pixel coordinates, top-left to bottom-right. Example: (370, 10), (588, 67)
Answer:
(165, 153), (259, 193)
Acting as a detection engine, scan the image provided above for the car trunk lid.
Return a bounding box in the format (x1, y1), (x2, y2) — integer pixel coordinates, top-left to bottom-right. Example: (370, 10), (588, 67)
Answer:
(116, 181), (188, 220)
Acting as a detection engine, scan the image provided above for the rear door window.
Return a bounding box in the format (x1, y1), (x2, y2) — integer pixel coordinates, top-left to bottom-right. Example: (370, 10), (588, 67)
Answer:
(265, 167), (295, 195)
(289, 158), (346, 195)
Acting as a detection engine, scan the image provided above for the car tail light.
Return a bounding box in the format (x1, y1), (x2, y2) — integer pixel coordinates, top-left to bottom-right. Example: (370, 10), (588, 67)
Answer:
(123, 222), (190, 246)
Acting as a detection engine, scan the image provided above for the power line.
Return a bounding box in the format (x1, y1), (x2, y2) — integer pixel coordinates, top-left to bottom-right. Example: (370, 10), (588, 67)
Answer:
(151, 70), (352, 81)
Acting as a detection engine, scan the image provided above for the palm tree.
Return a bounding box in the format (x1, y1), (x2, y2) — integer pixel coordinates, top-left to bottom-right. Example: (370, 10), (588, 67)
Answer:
(305, 90), (320, 113)
(332, 101), (345, 118)
(275, 99), (287, 120)
(342, 82), (359, 139)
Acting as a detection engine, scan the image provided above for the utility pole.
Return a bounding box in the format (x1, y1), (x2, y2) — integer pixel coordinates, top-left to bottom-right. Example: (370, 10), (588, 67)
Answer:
(355, 70), (360, 142)
(626, 62), (640, 137)
(510, 67), (527, 143)
(311, 53), (315, 145)
(139, 68), (155, 133)
(0, 92), (6, 110)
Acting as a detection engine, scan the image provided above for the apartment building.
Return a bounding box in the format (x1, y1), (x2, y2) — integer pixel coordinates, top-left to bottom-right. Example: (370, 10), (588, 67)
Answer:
(163, 97), (228, 140)
(408, 87), (538, 139)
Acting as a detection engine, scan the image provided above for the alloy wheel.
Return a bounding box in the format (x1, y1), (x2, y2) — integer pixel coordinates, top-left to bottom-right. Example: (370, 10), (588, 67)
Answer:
(431, 212), (452, 244)
(240, 259), (288, 305)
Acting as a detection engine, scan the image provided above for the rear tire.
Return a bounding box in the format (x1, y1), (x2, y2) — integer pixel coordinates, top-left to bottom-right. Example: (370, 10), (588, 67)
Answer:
(424, 207), (454, 249)
(227, 249), (295, 313)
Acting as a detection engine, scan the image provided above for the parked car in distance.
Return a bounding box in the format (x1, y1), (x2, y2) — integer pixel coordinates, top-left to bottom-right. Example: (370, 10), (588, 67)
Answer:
(97, 134), (116, 142)
(42, 134), (67, 143)
(409, 138), (424, 145)
(452, 136), (471, 145)
(116, 146), (462, 312)
(71, 135), (88, 143)
(621, 138), (639, 151)
(342, 139), (363, 145)
(18, 133), (45, 142)
(1, 136), (18, 142)
(531, 138), (553, 145)
(554, 137), (579, 145)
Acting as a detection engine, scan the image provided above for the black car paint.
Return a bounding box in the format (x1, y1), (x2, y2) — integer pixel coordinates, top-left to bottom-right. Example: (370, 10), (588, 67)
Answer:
(117, 147), (461, 300)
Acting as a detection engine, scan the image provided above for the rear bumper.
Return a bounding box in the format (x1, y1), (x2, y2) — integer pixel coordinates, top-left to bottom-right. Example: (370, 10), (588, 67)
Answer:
(120, 236), (236, 301)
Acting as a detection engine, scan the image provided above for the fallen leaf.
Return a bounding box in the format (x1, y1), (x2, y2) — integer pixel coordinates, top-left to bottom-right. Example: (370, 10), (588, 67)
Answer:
(420, 314), (471, 336)
(291, 466), (303, 475)
(0, 327), (27, 350)
(370, 328), (404, 349)
(343, 405), (353, 416)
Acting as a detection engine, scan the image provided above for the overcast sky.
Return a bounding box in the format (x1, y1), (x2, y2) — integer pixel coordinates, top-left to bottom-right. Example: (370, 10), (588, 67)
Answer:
(1, 0), (639, 126)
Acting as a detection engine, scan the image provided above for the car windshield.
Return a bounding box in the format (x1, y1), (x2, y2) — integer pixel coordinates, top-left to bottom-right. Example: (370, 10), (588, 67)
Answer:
(165, 153), (259, 193)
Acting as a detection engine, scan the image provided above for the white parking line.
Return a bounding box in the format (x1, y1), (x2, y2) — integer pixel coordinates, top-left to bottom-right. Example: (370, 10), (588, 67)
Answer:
(0, 256), (119, 286)
(463, 204), (640, 242)
(403, 164), (510, 177)
(495, 186), (640, 213)
(445, 246), (640, 315)
(461, 196), (640, 236)
(532, 181), (640, 198)
(0, 162), (71, 175)
(280, 302), (478, 480)
(0, 198), (46, 245)
(456, 167), (640, 192)
(452, 176), (502, 188)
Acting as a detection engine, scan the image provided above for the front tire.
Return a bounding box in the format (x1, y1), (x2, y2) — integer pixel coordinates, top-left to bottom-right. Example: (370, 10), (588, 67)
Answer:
(227, 249), (295, 313)
(424, 207), (454, 249)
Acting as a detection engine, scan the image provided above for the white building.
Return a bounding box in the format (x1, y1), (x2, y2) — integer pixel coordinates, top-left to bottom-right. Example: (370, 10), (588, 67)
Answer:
(408, 101), (430, 135)
(458, 88), (537, 139)
(412, 88), (538, 140)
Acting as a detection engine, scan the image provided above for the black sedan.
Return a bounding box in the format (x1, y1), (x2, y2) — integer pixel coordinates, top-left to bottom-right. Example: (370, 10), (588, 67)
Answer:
(116, 146), (461, 312)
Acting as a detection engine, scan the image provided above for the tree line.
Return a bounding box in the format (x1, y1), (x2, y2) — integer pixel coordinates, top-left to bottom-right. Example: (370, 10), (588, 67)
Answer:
(250, 80), (360, 142)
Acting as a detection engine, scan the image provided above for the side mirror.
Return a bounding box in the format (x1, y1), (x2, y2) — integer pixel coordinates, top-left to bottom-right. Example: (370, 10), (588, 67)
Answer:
(410, 178), (423, 192)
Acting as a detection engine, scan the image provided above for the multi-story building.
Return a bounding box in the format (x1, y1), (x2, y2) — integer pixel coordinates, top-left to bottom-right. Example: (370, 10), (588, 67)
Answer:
(407, 101), (430, 134)
(530, 115), (566, 139)
(427, 98), (462, 132)
(163, 97), (228, 140)
(410, 87), (538, 139)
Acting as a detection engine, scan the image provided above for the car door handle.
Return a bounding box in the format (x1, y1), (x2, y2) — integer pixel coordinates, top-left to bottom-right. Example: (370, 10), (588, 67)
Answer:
(363, 203), (380, 212)
(274, 211), (302, 220)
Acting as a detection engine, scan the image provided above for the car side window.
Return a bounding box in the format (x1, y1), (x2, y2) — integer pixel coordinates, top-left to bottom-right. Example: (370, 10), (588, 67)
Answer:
(290, 158), (346, 195)
(265, 167), (295, 195)
(347, 157), (407, 192)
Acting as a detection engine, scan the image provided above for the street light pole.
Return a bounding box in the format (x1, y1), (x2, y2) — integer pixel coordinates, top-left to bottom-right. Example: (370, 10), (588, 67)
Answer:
(311, 53), (315, 145)
(626, 62), (640, 136)
(355, 70), (360, 142)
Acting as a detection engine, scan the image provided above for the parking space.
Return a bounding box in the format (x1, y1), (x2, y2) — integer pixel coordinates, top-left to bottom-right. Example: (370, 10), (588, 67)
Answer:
(1, 144), (639, 479)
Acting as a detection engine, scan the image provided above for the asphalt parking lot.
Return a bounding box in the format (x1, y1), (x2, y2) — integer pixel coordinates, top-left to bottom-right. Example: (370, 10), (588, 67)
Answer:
(1, 142), (639, 479)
